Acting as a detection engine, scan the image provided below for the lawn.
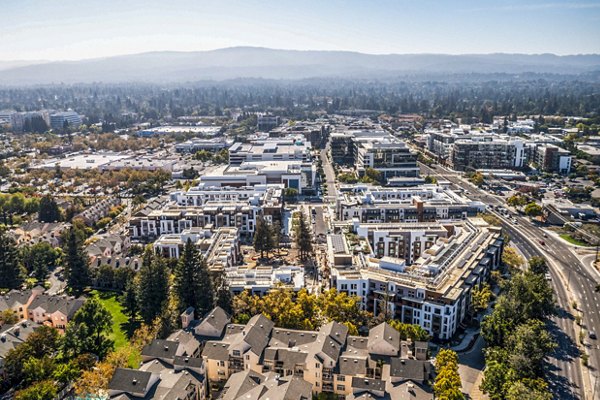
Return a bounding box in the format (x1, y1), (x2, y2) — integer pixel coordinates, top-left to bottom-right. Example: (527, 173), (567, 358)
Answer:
(559, 234), (591, 247)
(90, 290), (128, 349)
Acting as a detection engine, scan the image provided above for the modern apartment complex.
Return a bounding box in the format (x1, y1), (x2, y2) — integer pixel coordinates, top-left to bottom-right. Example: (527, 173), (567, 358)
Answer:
(335, 184), (486, 223)
(49, 111), (82, 130)
(328, 218), (503, 340)
(130, 184), (283, 240)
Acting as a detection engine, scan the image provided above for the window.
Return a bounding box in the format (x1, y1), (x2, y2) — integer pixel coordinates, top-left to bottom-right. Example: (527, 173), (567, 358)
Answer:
(233, 350), (241, 357)
(246, 355), (250, 360)
(337, 384), (345, 391)
(218, 361), (225, 367)
(337, 375), (345, 382)
(316, 363), (321, 368)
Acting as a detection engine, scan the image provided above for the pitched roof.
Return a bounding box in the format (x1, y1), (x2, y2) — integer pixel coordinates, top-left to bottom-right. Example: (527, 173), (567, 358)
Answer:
(28, 294), (85, 319)
(389, 358), (428, 382)
(202, 340), (230, 361)
(109, 368), (156, 397)
(367, 323), (400, 355)
(141, 339), (179, 360)
(195, 306), (230, 337)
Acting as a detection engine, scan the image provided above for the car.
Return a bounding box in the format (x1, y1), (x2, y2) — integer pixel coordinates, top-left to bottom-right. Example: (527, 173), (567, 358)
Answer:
(542, 233), (548, 238)
(589, 331), (597, 340)
(544, 273), (552, 281)
(539, 240), (545, 246)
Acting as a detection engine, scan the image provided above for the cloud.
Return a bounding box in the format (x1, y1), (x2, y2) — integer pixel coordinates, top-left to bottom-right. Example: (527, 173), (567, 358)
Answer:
(469, 2), (600, 12)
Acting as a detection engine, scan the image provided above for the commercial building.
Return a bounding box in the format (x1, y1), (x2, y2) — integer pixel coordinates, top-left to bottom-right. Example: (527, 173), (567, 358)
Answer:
(335, 184), (486, 223)
(228, 138), (311, 166)
(257, 114), (280, 131)
(174, 137), (231, 153)
(50, 111), (82, 130)
(328, 218), (503, 340)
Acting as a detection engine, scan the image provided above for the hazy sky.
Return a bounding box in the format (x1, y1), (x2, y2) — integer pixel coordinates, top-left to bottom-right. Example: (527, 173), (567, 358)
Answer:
(2, 0), (600, 61)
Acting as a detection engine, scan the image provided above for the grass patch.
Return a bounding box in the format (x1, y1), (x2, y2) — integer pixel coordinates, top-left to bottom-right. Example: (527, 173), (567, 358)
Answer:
(90, 290), (128, 350)
(559, 234), (591, 247)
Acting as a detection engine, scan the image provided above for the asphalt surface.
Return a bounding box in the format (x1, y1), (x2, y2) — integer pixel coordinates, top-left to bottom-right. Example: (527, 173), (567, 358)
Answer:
(420, 162), (593, 399)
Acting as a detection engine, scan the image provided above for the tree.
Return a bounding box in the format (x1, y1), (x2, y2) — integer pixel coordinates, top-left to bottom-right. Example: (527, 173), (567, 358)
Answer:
(173, 239), (214, 316)
(424, 175), (438, 184)
(507, 194), (528, 207)
(284, 188), (298, 201)
(0, 228), (23, 290)
(253, 216), (274, 258)
(505, 379), (552, 400)
(502, 247), (525, 269)
(469, 171), (485, 187)
(481, 359), (509, 400)
(528, 256), (548, 275)
(122, 274), (139, 320)
(295, 212), (313, 261)
(137, 251), (170, 324)
(213, 269), (233, 314)
(63, 297), (114, 360)
(506, 320), (556, 378)
(21, 242), (61, 282)
(38, 196), (62, 223)
(63, 227), (91, 293)
(524, 202), (543, 217)
(388, 320), (430, 341)
(4, 326), (60, 385)
(15, 380), (57, 400)
(434, 348), (464, 400)
(472, 284), (493, 312)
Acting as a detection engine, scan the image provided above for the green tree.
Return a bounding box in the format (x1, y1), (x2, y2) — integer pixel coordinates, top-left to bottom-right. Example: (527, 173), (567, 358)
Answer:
(295, 212), (313, 261)
(528, 256), (548, 275)
(122, 274), (139, 320)
(0, 228), (23, 290)
(213, 269), (233, 315)
(524, 202), (543, 217)
(137, 251), (170, 324)
(15, 380), (57, 400)
(480, 359), (509, 400)
(434, 348), (464, 400)
(4, 326), (60, 385)
(469, 171), (485, 187)
(505, 379), (552, 400)
(472, 284), (493, 312)
(38, 195), (62, 223)
(63, 297), (114, 360)
(21, 242), (61, 282)
(424, 175), (438, 184)
(506, 320), (556, 378)
(253, 216), (274, 258)
(507, 194), (528, 207)
(173, 239), (214, 316)
(63, 227), (91, 293)
(388, 320), (430, 341)
(502, 247), (525, 269)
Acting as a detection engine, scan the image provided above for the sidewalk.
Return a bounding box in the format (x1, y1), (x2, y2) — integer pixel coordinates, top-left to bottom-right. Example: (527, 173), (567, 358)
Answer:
(451, 327), (480, 353)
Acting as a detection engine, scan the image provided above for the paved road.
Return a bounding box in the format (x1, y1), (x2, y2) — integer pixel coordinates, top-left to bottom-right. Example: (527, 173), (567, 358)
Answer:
(320, 147), (337, 199)
(420, 161), (590, 399)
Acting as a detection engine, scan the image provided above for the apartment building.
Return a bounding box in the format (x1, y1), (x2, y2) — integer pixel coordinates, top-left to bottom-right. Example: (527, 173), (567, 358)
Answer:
(153, 227), (240, 272)
(257, 115), (281, 131)
(533, 144), (572, 174)
(328, 218), (503, 341)
(202, 316), (432, 398)
(450, 136), (527, 171)
(130, 185), (283, 240)
(336, 184), (486, 223)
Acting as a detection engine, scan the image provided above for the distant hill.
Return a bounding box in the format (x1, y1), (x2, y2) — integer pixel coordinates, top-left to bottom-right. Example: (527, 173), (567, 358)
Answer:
(1, 47), (599, 85)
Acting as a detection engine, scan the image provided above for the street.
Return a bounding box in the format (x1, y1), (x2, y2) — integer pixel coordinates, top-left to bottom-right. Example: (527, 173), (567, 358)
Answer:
(421, 161), (595, 399)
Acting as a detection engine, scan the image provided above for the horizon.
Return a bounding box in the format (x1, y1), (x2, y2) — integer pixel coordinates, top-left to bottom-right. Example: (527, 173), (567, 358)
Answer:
(4, 46), (600, 64)
(2, 0), (600, 62)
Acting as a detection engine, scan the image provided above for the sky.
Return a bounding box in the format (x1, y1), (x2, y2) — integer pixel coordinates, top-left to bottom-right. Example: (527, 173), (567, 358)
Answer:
(1, 0), (599, 61)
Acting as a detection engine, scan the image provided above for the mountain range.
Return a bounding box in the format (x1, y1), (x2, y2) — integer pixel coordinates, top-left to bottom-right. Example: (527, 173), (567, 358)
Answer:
(1, 47), (599, 85)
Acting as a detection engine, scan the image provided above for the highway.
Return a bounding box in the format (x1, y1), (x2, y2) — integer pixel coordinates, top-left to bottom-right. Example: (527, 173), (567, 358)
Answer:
(420, 161), (598, 399)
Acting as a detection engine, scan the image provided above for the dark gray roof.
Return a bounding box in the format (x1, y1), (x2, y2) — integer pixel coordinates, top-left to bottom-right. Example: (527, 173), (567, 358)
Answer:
(173, 355), (203, 369)
(367, 323), (400, 355)
(242, 314), (274, 355)
(338, 355), (368, 375)
(109, 368), (155, 394)
(195, 306), (230, 337)
(220, 370), (265, 400)
(270, 328), (318, 347)
(202, 341), (230, 361)
(352, 377), (386, 392)
(141, 340), (179, 360)
(390, 358), (428, 382)
(28, 294), (86, 319)
(320, 321), (349, 345)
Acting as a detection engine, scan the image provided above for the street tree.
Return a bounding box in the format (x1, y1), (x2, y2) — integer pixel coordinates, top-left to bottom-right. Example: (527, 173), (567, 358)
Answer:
(295, 212), (313, 261)
(253, 216), (274, 258)
(524, 202), (543, 217)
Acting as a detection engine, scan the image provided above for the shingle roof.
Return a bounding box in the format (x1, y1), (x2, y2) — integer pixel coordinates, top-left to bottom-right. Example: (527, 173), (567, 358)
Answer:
(109, 368), (155, 395)
(202, 341), (230, 361)
(141, 340), (179, 360)
(367, 323), (400, 355)
(389, 358), (428, 382)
